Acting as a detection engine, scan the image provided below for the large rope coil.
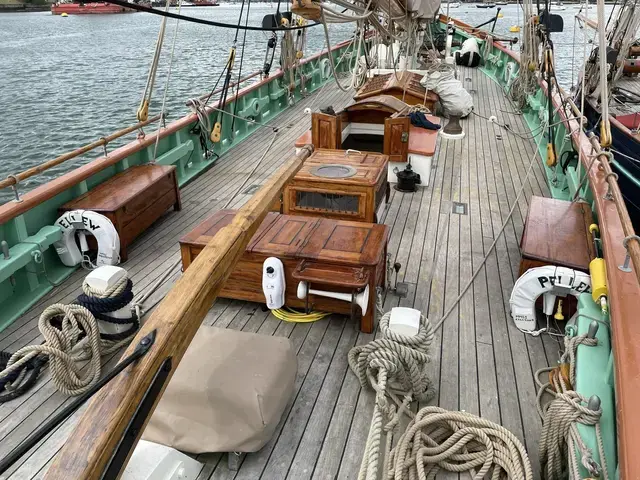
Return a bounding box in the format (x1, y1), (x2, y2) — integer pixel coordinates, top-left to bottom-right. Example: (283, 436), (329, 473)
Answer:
(350, 310), (533, 480)
(348, 311), (436, 480)
(390, 407), (533, 480)
(0, 270), (138, 400)
(536, 333), (609, 480)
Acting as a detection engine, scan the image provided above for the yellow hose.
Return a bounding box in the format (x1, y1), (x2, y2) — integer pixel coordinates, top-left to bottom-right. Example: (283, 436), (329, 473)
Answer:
(271, 307), (331, 323)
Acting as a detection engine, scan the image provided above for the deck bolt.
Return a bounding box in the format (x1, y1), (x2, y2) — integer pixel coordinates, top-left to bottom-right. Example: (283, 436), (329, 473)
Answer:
(587, 320), (599, 339)
(1, 240), (9, 260)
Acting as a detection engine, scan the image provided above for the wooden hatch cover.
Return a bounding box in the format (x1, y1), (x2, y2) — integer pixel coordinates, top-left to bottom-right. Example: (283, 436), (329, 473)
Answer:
(354, 71), (439, 108)
(343, 95), (410, 116)
(299, 217), (387, 266)
(308, 149), (389, 168)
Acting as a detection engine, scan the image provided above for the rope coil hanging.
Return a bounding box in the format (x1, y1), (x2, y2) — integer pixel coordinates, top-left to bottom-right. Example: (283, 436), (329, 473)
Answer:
(536, 331), (609, 480)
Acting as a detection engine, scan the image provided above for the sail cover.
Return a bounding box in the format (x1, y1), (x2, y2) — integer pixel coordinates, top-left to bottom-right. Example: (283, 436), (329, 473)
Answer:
(406, 0), (441, 18)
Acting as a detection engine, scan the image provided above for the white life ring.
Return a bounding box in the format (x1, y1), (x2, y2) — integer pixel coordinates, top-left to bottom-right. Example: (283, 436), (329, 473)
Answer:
(53, 210), (120, 267)
(509, 266), (591, 333)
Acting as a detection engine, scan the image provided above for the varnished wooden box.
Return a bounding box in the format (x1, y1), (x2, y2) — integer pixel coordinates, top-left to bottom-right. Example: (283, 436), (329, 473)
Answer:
(520, 196), (595, 276)
(60, 164), (181, 261)
(180, 210), (388, 333)
(282, 149), (389, 223)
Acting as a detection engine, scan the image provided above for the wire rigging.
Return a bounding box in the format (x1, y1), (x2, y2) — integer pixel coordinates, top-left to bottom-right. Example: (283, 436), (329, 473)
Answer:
(101, 0), (320, 32)
(232, 0), (252, 133)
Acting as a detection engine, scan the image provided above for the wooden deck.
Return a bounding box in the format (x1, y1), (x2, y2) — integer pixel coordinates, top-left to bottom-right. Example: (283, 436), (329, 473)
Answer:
(0, 67), (557, 480)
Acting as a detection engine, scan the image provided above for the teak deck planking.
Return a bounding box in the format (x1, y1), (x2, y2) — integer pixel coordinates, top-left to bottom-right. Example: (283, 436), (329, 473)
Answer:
(1, 68), (556, 480)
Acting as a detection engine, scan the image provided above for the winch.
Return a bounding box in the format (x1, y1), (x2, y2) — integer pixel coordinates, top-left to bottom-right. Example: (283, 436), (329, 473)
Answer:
(394, 164), (421, 192)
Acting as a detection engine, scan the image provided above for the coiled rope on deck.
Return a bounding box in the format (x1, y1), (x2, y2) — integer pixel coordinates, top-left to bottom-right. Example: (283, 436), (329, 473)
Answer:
(350, 311), (533, 480)
(348, 311), (436, 480)
(535, 334), (608, 480)
(0, 271), (138, 400)
(391, 407), (533, 480)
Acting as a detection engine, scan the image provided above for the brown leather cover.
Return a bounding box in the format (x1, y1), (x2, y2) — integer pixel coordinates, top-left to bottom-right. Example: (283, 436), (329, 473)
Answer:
(142, 326), (296, 453)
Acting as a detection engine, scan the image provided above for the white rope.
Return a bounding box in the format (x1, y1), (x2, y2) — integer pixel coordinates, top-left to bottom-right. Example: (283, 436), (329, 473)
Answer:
(1, 304), (101, 397)
(0, 273), (135, 396)
(138, 0), (172, 121)
(390, 407), (533, 479)
(348, 311), (436, 480)
(350, 312), (533, 480)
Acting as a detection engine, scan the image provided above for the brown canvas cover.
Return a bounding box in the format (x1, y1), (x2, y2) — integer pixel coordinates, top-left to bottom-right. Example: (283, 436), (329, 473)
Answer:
(142, 325), (297, 453)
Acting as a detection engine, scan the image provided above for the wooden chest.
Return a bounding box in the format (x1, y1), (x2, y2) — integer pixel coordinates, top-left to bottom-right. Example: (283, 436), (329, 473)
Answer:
(282, 149), (389, 223)
(60, 164), (181, 261)
(180, 210), (388, 332)
(520, 196), (595, 276)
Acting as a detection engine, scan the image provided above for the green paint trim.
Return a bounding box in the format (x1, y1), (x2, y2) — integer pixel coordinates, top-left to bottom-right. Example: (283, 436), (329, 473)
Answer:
(574, 294), (617, 479)
(0, 41), (357, 331)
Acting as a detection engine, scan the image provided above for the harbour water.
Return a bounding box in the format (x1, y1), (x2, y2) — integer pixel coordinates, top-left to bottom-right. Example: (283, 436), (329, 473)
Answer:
(0, 3), (607, 202)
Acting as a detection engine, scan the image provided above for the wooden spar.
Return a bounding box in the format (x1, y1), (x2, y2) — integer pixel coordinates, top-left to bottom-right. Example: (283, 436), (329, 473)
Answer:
(575, 13), (598, 30)
(587, 134), (640, 284)
(0, 115), (161, 190)
(43, 145), (313, 480)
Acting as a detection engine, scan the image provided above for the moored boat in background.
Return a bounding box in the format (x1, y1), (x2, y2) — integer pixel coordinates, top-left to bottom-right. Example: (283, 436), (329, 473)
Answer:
(51, 0), (136, 14)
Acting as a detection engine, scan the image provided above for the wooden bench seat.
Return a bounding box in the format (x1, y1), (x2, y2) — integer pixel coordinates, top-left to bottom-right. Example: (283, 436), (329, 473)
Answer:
(408, 121), (440, 156)
(60, 164), (181, 261)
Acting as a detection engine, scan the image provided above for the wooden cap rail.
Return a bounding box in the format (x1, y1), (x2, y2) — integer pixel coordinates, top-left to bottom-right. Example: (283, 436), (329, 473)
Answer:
(43, 145), (313, 479)
(0, 115), (161, 191)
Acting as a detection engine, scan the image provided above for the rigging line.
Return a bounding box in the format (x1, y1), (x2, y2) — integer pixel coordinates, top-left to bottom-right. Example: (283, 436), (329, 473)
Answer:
(431, 122), (549, 333)
(100, 0), (321, 32)
(232, 0), (252, 132)
(137, 0), (172, 122)
(153, 0), (183, 163)
(216, 0), (247, 128)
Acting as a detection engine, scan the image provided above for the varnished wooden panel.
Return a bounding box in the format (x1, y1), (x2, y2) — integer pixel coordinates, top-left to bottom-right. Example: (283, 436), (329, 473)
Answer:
(519, 196), (595, 274)
(60, 164), (180, 261)
(309, 149), (389, 168)
(383, 116), (410, 163)
(311, 112), (341, 150)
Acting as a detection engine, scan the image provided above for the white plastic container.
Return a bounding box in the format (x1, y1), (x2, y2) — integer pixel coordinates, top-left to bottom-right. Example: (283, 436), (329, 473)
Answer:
(389, 307), (421, 337)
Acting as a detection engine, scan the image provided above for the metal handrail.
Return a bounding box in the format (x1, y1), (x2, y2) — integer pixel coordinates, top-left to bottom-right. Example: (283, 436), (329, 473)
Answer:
(0, 70), (264, 193)
(0, 114), (161, 191)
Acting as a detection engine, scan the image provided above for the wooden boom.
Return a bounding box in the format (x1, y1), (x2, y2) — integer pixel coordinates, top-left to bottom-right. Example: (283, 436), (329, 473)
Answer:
(43, 145), (313, 480)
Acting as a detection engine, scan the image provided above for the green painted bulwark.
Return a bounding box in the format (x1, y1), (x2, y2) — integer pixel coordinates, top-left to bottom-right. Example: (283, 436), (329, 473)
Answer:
(0, 41), (357, 330)
(573, 294), (616, 480)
